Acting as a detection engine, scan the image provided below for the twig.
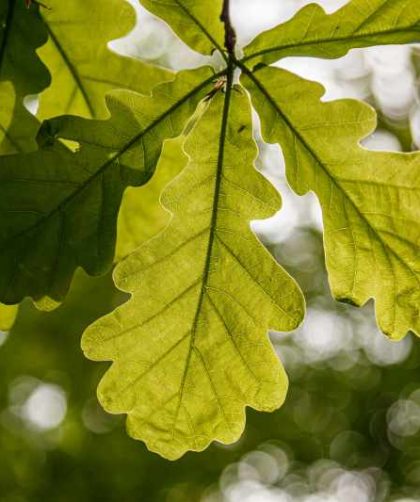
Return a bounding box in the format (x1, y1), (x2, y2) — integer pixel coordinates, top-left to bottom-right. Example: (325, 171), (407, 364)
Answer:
(221, 0), (237, 55)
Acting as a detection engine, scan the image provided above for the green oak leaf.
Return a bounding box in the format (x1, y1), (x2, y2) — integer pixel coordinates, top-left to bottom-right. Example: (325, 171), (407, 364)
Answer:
(0, 81), (40, 154)
(38, 0), (172, 121)
(138, 0), (224, 56)
(116, 137), (187, 261)
(115, 100), (207, 261)
(242, 66), (420, 339)
(0, 67), (215, 304)
(0, 303), (17, 331)
(0, 0), (49, 153)
(0, 0), (49, 96)
(82, 86), (305, 460)
(243, 0), (420, 67)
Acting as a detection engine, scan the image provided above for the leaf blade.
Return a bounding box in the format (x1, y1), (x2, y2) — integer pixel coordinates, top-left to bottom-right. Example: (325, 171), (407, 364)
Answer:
(0, 303), (17, 331)
(116, 137), (188, 261)
(138, 0), (225, 56)
(0, 67), (215, 304)
(82, 86), (305, 460)
(38, 0), (172, 120)
(0, 1), (49, 154)
(242, 65), (420, 339)
(243, 0), (420, 66)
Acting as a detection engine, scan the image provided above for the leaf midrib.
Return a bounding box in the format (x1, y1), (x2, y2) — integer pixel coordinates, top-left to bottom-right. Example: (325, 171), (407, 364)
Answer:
(44, 22), (96, 116)
(172, 62), (235, 429)
(243, 26), (419, 64)
(241, 65), (420, 294)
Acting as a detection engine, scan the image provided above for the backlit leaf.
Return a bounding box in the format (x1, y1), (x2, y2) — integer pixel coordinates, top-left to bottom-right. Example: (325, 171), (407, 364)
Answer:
(0, 0), (49, 153)
(243, 0), (420, 67)
(82, 86), (305, 460)
(243, 66), (420, 339)
(138, 0), (224, 56)
(0, 303), (17, 331)
(38, 0), (172, 120)
(0, 67), (215, 304)
(116, 137), (187, 261)
(0, 0), (48, 96)
(0, 82), (40, 154)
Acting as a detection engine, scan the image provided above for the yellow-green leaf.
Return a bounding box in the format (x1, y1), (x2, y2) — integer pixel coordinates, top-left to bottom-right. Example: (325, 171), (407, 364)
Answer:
(0, 0), (49, 154)
(82, 86), (305, 460)
(0, 303), (17, 331)
(0, 67), (215, 304)
(0, 0), (48, 95)
(138, 0), (224, 56)
(115, 99), (208, 261)
(0, 82), (40, 154)
(242, 66), (420, 339)
(116, 137), (187, 261)
(243, 0), (420, 67)
(38, 0), (172, 120)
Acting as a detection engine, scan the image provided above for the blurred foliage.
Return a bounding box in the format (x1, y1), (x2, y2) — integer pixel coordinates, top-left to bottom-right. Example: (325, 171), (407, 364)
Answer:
(1, 226), (420, 500)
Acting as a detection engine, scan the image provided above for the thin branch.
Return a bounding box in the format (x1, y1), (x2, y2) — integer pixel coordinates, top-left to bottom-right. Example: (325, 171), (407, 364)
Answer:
(221, 0), (237, 55)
